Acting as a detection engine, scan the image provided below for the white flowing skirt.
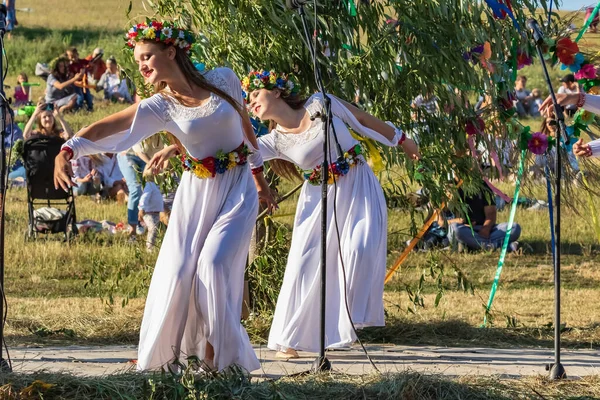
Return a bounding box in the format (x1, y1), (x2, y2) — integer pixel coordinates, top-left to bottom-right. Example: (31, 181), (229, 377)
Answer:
(137, 167), (260, 372)
(268, 163), (387, 353)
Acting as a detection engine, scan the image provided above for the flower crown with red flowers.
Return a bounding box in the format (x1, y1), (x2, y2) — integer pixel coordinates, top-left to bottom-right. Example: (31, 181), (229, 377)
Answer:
(126, 19), (195, 55)
(241, 70), (300, 102)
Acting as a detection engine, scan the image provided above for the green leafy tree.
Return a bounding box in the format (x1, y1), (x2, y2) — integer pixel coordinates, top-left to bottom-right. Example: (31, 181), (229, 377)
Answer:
(128, 0), (549, 207)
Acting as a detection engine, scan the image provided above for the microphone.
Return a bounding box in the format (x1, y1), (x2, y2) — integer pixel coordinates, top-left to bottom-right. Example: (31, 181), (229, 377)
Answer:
(286, 0), (308, 10)
(527, 19), (544, 45)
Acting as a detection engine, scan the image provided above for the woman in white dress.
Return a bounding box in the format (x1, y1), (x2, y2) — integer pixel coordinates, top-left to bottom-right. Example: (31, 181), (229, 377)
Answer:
(53, 21), (276, 373)
(241, 71), (419, 358)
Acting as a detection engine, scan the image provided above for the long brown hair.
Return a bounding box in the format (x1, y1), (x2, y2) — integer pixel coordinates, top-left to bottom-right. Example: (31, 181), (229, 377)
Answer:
(141, 40), (245, 150)
(36, 111), (62, 137)
(540, 115), (556, 137)
(265, 90), (308, 181)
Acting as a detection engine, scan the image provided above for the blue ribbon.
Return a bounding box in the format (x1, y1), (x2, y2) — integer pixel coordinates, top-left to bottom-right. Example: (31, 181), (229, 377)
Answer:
(484, 0), (521, 31)
(545, 164), (556, 265)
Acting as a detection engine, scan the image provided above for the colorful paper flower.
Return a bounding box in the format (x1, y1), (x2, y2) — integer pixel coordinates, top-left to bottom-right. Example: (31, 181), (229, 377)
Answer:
(561, 52), (585, 73)
(517, 52), (533, 70)
(555, 37), (579, 66)
(575, 63), (598, 80)
(576, 109), (596, 125)
(527, 132), (549, 155)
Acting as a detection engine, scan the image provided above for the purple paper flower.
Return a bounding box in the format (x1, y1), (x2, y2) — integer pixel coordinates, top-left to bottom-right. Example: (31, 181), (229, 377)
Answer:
(517, 52), (533, 70)
(527, 132), (549, 155)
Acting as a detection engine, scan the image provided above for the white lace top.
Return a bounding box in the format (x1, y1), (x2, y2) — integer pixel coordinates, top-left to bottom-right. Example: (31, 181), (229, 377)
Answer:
(64, 67), (262, 167)
(258, 93), (400, 170)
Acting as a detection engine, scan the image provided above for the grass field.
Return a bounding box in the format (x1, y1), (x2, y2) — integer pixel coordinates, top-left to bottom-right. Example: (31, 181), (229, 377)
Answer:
(3, 0), (600, 353)
(1, 1), (600, 398)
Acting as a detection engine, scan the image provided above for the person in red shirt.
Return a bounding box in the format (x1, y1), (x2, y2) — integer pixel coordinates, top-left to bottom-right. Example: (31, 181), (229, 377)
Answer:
(66, 47), (88, 75)
(66, 47), (93, 111)
(85, 48), (107, 82)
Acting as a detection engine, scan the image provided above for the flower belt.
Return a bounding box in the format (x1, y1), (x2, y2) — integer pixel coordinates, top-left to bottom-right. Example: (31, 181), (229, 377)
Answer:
(303, 144), (364, 185)
(180, 143), (249, 179)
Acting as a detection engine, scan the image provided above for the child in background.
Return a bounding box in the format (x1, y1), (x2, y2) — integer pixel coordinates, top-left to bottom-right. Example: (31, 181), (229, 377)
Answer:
(14, 72), (29, 106)
(529, 88), (543, 117)
(138, 171), (164, 251)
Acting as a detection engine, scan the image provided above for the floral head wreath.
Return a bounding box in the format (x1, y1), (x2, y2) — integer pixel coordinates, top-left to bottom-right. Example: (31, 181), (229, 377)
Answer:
(126, 19), (195, 55)
(241, 70), (301, 102)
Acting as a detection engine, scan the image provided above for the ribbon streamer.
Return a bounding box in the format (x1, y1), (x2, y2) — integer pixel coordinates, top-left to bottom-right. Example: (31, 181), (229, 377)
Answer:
(544, 164), (556, 264)
(576, 1), (600, 43)
(349, 130), (385, 173)
(483, 149), (525, 326)
(385, 181), (464, 284)
(384, 209), (440, 285)
(484, 0), (520, 31)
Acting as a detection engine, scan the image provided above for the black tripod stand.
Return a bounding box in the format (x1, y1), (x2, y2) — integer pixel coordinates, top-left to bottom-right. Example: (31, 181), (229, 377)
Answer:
(527, 18), (566, 380)
(286, 0), (345, 372)
(0, 3), (12, 373)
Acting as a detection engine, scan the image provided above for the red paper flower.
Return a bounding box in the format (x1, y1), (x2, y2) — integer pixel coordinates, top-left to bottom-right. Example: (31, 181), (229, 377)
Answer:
(555, 37), (579, 66)
(517, 52), (533, 70)
(466, 117), (485, 136)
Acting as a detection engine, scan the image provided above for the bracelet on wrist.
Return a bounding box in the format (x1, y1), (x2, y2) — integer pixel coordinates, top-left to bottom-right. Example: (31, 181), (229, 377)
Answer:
(576, 92), (586, 108)
(251, 166), (264, 175)
(398, 131), (407, 145)
(61, 146), (74, 160)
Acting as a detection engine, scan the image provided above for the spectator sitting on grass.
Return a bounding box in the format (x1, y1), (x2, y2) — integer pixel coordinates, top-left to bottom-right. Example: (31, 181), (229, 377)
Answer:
(22, 101), (73, 141)
(45, 57), (80, 113)
(71, 156), (101, 197)
(84, 48), (107, 84)
(97, 56), (133, 104)
(514, 75), (532, 117)
(66, 47), (94, 112)
(529, 88), (543, 117)
(443, 180), (521, 253)
(14, 72), (29, 106)
(90, 153), (128, 204)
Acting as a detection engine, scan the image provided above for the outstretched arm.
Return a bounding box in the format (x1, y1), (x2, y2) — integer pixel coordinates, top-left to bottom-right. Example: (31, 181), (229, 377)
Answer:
(334, 96), (420, 159)
(74, 103), (138, 142)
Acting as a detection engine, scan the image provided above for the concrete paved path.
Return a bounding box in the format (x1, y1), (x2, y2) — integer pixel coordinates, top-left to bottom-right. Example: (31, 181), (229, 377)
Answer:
(6, 344), (600, 378)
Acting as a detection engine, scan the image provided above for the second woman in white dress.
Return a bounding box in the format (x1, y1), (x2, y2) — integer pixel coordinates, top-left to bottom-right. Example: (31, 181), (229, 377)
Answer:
(242, 71), (419, 358)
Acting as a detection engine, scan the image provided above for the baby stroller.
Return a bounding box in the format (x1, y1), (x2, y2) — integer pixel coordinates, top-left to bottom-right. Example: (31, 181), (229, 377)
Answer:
(22, 135), (77, 240)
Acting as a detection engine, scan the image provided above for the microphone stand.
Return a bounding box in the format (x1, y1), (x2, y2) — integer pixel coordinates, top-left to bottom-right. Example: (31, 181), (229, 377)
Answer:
(291, 0), (344, 373)
(528, 19), (566, 380)
(0, 3), (12, 373)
